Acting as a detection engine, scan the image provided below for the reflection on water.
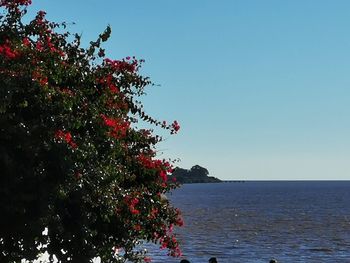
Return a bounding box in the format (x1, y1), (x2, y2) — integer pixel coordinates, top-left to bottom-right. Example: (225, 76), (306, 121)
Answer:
(147, 181), (350, 263)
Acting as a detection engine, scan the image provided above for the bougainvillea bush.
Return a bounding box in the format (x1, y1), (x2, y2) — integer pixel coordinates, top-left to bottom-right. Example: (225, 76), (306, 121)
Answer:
(0, 1), (183, 262)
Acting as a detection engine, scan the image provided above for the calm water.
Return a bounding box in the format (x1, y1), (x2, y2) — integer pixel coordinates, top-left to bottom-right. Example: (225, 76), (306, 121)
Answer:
(146, 181), (350, 262)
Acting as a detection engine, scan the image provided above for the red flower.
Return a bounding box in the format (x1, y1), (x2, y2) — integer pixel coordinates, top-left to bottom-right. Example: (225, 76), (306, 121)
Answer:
(148, 208), (158, 219)
(104, 58), (136, 73)
(133, 224), (141, 231)
(159, 170), (167, 182)
(22, 37), (31, 47)
(32, 70), (48, 86)
(130, 208), (140, 215)
(175, 217), (184, 227)
(0, 42), (19, 59)
(97, 74), (119, 94)
(55, 130), (77, 149)
(171, 120), (180, 133)
(37, 10), (46, 17)
(35, 41), (44, 52)
(124, 196), (141, 215)
(100, 114), (130, 139)
(109, 83), (119, 94)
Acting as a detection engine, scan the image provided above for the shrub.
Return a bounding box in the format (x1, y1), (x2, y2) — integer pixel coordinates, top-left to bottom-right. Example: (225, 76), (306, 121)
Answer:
(0, 1), (183, 262)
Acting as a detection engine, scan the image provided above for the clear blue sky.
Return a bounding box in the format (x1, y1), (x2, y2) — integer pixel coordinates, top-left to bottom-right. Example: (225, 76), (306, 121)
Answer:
(27, 0), (350, 180)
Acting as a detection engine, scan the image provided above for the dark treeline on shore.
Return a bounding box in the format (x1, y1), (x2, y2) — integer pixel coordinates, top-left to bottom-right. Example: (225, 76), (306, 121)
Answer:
(170, 165), (221, 184)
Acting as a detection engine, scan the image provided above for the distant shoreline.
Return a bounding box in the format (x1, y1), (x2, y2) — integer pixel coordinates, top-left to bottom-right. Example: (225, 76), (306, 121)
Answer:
(181, 180), (246, 184)
(220, 180), (246, 183)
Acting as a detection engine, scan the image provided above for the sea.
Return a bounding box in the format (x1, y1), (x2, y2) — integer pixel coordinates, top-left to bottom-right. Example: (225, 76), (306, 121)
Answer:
(145, 181), (350, 263)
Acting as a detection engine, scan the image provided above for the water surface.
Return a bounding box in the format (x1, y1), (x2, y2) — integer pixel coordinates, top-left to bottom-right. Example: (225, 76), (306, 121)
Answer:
(147, 181), (350, 262)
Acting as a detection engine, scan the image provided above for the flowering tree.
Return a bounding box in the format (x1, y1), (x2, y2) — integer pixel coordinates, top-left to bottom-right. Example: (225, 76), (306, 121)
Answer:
(0, 1), (183, 262)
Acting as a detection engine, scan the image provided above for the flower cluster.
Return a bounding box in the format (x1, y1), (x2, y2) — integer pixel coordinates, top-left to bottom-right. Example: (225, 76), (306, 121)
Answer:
(0, 0), (32, 7)
(124, 195), (140, 215)
(97, 74), (120, 94)
(0, 41), (19, 59)
(137, 155), (173, 182)
(35, 36), (64, 56)
(32, 70), (48, 87)
(156, 221), (182, 257)
(104, 58), (137, 73)
(54, 130), (77, 149)
(100, 114), (130, 139)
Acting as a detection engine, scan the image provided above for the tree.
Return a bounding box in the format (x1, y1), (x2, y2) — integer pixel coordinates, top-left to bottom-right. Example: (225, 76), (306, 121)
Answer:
(190, 165), (209, 177)
(0, 1), (183, 262)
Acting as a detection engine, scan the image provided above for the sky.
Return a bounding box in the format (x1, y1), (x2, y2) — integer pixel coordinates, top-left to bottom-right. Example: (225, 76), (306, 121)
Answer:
(26, 0), (350, 180)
